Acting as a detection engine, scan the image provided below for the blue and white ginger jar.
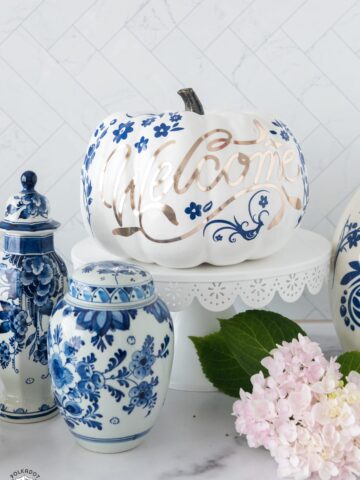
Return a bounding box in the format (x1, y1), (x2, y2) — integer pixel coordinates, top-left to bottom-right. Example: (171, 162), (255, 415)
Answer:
(48, 260), (174, 453)
(331, 189), (360, 350)
(0, 171), (67, 423)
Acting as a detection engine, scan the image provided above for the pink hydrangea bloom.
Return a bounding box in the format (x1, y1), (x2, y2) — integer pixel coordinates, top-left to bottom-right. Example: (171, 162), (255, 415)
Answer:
(233, 334), (360, 480)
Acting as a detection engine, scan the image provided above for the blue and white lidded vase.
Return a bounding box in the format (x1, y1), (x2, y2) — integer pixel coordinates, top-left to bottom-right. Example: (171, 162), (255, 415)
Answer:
(48, 260), (174, 453)
(0, 171), (67, 423)
(331, 188), (360, 350)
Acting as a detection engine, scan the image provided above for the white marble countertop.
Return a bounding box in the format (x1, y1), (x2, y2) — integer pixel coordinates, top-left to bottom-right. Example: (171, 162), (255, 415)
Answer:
(0, 321), (341, 480)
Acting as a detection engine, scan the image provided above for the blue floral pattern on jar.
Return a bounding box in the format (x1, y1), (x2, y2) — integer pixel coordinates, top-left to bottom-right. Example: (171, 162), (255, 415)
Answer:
(0, 252), (67, 374)
(48, 323), (171, 430)
(339, 261), (360, 331)
(5, 192), (48, 221)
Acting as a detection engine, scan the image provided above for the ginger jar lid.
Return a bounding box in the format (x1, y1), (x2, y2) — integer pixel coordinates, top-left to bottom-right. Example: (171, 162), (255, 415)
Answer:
(0, 170), (60, 232)
(67, 261), (156, 307)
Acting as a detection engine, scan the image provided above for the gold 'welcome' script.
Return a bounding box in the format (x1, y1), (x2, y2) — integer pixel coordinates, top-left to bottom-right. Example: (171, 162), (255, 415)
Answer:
(98, 120), (302, 243)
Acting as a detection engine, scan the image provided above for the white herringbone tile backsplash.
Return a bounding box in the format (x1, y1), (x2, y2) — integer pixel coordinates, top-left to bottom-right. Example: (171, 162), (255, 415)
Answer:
(1, 0), (359, 320)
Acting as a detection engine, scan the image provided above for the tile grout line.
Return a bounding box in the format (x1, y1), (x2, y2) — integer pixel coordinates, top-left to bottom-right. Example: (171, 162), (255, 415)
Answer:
(73, 25), (157, 111)
(229, 26), (348, 149)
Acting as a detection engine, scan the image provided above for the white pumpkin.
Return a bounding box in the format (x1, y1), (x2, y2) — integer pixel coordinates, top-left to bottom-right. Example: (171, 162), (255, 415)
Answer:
(81, 89), (309, 268)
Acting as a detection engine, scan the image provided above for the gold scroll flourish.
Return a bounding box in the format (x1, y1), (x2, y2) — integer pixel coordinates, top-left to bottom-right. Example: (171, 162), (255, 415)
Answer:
(113, 183), (302, 243)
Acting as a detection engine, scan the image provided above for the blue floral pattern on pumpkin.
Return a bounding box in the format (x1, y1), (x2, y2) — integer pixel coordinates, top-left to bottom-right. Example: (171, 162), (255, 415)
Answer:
(269, 119), (309, 225)
(169, 113), (182, 123)
(203, 190), (270, 243)
(259, 195), (268, 209)
(153, 123), (171, 138)
(48, 323), (171, 430)
(82, 112), (185, 228)
(141, 117), (156, 127)
(113, 121), (134, 143)
(185, 202), (202, 220)
(134, 136), (149, 153)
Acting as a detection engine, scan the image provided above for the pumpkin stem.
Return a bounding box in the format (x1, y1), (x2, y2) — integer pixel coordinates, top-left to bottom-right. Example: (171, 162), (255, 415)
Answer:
(177, 88), (204, 115)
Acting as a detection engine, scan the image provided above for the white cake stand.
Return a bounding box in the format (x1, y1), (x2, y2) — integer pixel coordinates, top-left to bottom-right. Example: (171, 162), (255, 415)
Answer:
(71, 229), (331, 392)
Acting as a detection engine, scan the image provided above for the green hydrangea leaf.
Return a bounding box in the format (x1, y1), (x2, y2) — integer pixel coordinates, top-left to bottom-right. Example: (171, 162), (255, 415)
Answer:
(219, 310), (306, 377)
(189, 333), (251, 397)
(337, 351), (360, 382)
(189, 310), (306, 397)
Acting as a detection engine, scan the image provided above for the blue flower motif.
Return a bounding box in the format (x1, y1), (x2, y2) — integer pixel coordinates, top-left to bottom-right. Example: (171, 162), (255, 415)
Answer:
(130, 344), (156, 379)
(113, 121), (134, 143)
(6, 192), (48, 220)
(76, 361), (92, 380)
(0, 341), (10, 369)
(215, 234), (223, 242)
(83, 144), (96, 172)
(99, 128), (108, 139)
(127, 335), (136, 345)
(49, 353), (73, 389)
(153, 123), (171, 138)
(12, 310), (28, 336)
(0, 301), (28, 338)
(185, 202), (202, 220)
(259, 195), (268, 209)
(128, 381), (154, 408)
(64, 401), (82, 417)
(57, 300), (137, 347)
(75, 308), (138, 351)
(134, 136), (149, 153)
(39, 404), (51, 411)
(20, 256), (56, 313)
(144, 299), (172, 327)
(77, 366), (105, 396)
(49, 324), (170, 427)
(169, 112), (182, 122)
(348, 231), (360, 249)
(63, 337), (83, 357)
(280, 130), (290, 141)
(141, 117), (156, 127)
(33, 333), (48, 365)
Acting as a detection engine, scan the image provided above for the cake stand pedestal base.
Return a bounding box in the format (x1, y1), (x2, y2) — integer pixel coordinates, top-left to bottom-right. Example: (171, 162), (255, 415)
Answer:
(170, 300), (236, 391)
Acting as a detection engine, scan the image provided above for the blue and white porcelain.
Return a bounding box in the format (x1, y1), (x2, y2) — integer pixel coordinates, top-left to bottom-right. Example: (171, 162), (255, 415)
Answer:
(331, 188), (360, 350)
(81, 88), (308, 268)
(0, 171), (67, 423)
(48, 260), (174, 453)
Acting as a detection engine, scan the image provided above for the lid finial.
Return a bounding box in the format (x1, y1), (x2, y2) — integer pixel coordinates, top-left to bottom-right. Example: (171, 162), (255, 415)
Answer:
(0, 170), (60, 232)
(21, 171), (37, 192)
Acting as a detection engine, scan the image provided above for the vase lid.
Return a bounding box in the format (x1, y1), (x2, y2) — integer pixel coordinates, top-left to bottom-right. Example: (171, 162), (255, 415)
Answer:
(67, 260), (156, 307)
(0, 171), (60, 232)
